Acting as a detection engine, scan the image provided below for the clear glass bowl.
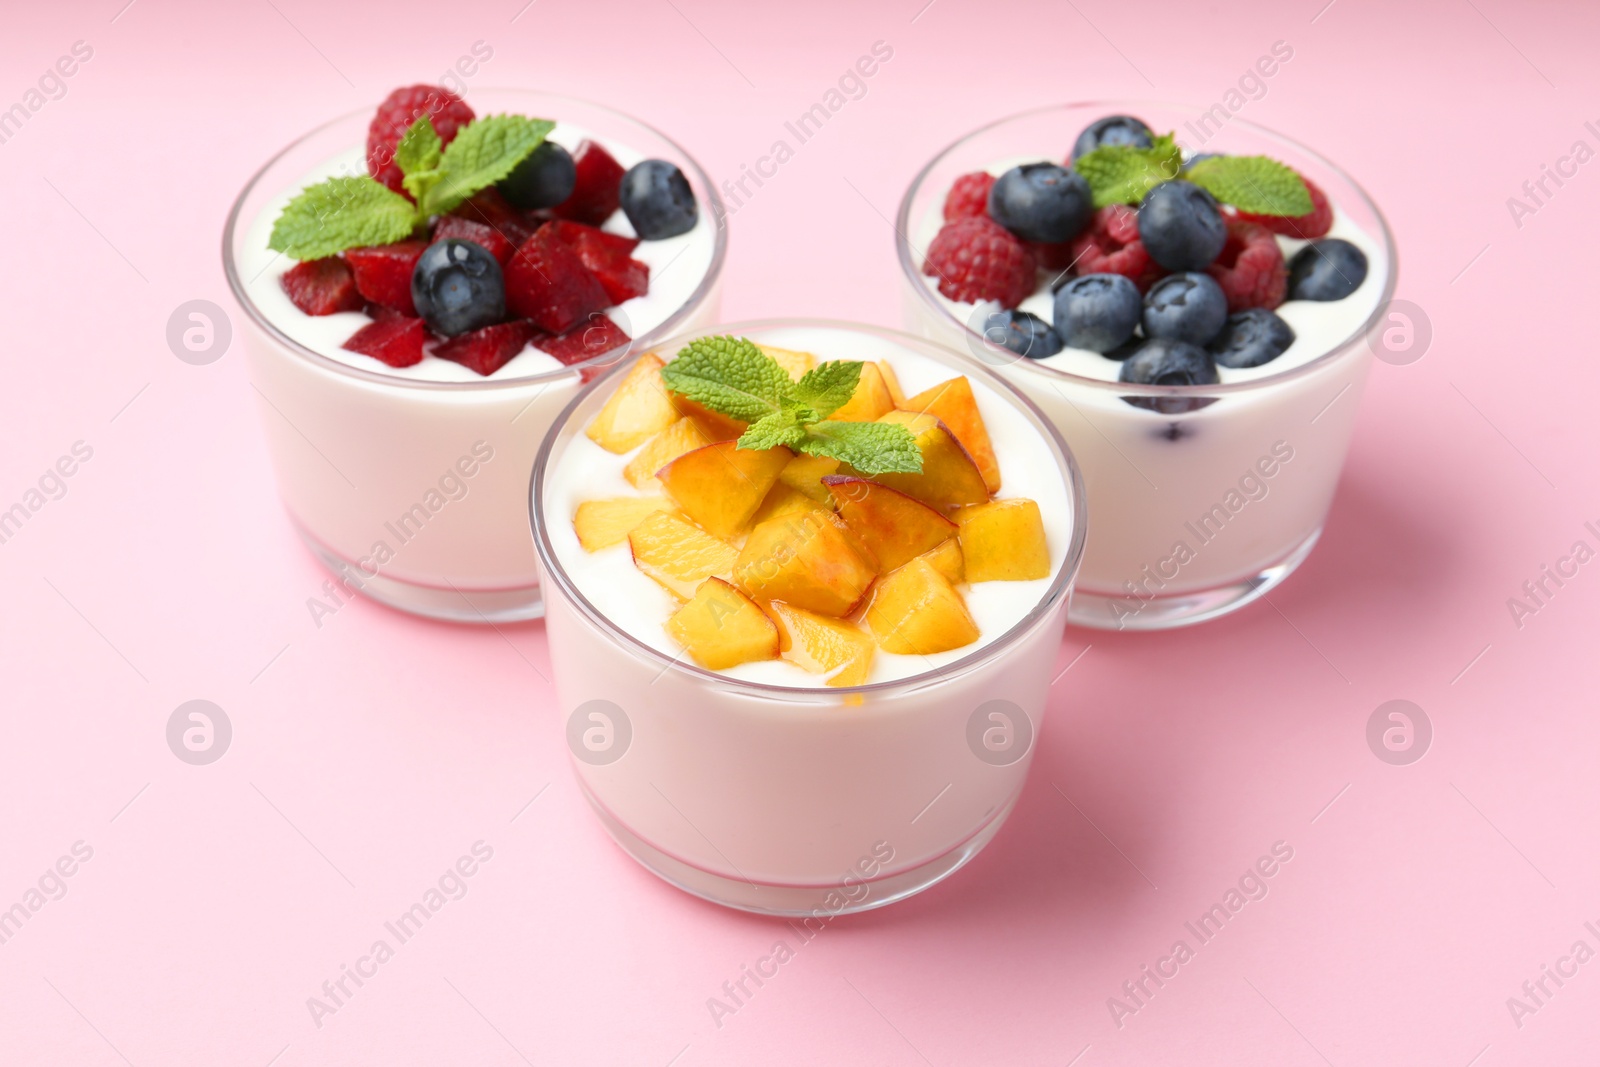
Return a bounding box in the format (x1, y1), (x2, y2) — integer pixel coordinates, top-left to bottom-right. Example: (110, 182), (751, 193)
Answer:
(896, 101), (1396, 630)
(531, 319), (1086, 915)
(223, 90), (726, 623)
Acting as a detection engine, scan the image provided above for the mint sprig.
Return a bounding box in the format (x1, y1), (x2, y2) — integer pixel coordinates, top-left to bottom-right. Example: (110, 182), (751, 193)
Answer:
(1072, 132), (1182, 208)
(659, 336), (924, 476)
(268, 112), (553, 261)
(1071, 131), (1312, 216)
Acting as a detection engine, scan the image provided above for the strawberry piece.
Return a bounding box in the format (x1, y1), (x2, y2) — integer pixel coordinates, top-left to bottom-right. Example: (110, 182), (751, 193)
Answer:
(504, 227), (612, 333)
(451, 188), (539, 247)
(534, 315), (632, 365)
(922, 216), (1037, 308)
(550, 140), (625, 225)
(280, 258), (363, 316)
(1067, 205), (1165, 292)
(546, 219), (648, 303)
(433, 320), (540, 377)
(344, 240), (427, 316)
(1234, 175), (1334, 240)
(430, 215), (515, 265)
(342, 314), (427, 368)
(944, 172), (996, 221)
(1206, 220), (1287, 311)
(367, 85), (475, 194)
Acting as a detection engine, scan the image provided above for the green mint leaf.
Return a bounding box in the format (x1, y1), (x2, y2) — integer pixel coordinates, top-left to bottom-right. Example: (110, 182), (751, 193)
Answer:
(268, 176), (419, 260)
(1072, 132), (1183, 208)
(659, 335), (792, 423)
(738, 411), (808, 451)
(790, 361), (862, 420)
(396, 115), (443, 203)
(1184, 155), (1312, 216)
(423, 114), (554, 216)
(799, 420), (923, 476)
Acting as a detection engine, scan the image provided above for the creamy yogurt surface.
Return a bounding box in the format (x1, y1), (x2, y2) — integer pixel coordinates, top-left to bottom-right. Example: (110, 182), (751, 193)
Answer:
(543, 326), (1076, 688)
(239, 123), (718, 383)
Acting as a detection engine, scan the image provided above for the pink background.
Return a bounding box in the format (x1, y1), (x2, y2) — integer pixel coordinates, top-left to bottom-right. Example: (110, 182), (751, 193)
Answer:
(3, 0), (1597, 1063)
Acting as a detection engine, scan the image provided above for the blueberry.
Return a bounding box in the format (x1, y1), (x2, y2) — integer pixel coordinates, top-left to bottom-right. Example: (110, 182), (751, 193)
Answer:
(1052, 273), (1142, 352)
(987, 163), (1093, 243)
(1143, 272), (1228, 346)
(1137, 181), (1227, 271)
(499, 140), (576, 210)
(1287, 238), (1368, 301)
(981, 309), (1062, 359)
(411, 239), (505, 338)
(619, 159), (698, 240)
(1118, 338), (1219, 414)
(1071, 115), (1154, 160)
(1209, 309), (1296, 369)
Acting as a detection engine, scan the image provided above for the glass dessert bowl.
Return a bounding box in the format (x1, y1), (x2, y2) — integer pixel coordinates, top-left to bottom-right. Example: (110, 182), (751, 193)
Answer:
(224, 86), (725, 622)
(896, 101), (1395, 630)
(531, 319), (1085, 915)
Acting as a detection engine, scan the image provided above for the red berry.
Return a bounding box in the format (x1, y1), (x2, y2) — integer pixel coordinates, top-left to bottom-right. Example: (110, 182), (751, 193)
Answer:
(1234, 175), (1333, 240)
(342, 314), (426, 368)
(366, 85), (475, 194)
(280, 258), (363, 316)
(504, 226), (612, 334)
(534, 314), (632, 365)
(430, 215), (514, 265)
(550, 140), (625, 225)
(433, 320), (539, 377)
(450, 188), (539, 247)
(1206, 220), (1287, 311)
(344, 240), (427, 317)
(1028, 240), (1077, 272)
(1067, 205), (1165, 292)
(545, 219), (648, 304)
(943, 172), (995, 221)
(922, 217), (1037, 309)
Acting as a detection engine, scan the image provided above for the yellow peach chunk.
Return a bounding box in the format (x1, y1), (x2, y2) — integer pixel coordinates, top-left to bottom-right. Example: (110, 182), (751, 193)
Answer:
(758, 344), (817, 380)
(877, 360), (907, 407)
(751, 483), (830, 527)
(628, 511), (738, 600)
(862, 411), (989, 509)
(919, 538), (966, 585)
(669, 395), (747, 442)
(954, 498), (1051, 581)
(901, 376), (1002, 493)
(624, 417), (717, 491)
(865, 557), (980, 655)
(778, 454), (841, 502)
(830, 362), (897, 423)
(766, 601), (876, 687)
(658, 440), (791, 540)
(824, 476), (958, 572)
(666, 578), (780, 670)
(585, 354), (677, 453)
(573, 496), (675, 552)
(733, 510), (876, 617)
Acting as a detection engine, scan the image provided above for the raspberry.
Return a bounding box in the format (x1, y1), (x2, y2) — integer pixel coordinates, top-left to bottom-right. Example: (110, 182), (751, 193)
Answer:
(366, 85), (475, 194)
(1028, 240), (1077, 272)
(1206, 220), (1287, 311)
(504, 226), (611, 333)
(922, 217), (1036, 308)
(433, 321), (539, 376)
(342, 314), (426, 368)
(546, 220), (648, 304)
(551, 140), (625, 225)
(280, 258), (363, 316)
(1235, 175), (1333, 240)
(943, 172), (995, 221)
(450, 188), (539, 248)
(430, 215), (514, 265)
(534, 314), (632, 365)
(344, 240), (428, 316)
(1067, 205), (1164, 292)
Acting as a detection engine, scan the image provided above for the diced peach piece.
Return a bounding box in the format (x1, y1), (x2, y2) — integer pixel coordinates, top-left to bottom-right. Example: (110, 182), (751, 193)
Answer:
(628, 511), (738, 599)
(666, 578), (780, 670)
(733, 510), (876, 617)
(585, 354), (677, 453)
(573, 496), (675, 552)
(901, 376), (1001, 493)
(878, 360), (906, 407)
(920, 538), (965, 584)
(864, 411), (989, 509)
(658, 440), (790, 540)
(758, 344), (816, 380)
(751, 483), (830, 527)
(824, 476), (957, 572)
(955, 498), (1051, 581)
(830, 362), (897, 423)
(767, 601), (876, 687)
(624, 417), (716, 490)
(669, 395), (746, 441)
(865, 557), (980, 655)
(778, 454), (841, 502)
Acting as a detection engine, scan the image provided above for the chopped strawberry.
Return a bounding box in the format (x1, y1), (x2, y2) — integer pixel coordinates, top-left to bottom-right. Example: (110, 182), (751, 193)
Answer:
(544, 219), (640, 257)
(545, 219), (648, 303)
(367, 85), (475, 194)
(534, 314), (632, 365)
(451, 188), (538, 247)
(550, 140), (625, 225)
(433, 321), (540, 377)
(344, 240), (427, 316)
(342, 314), (427, 368)
(280, 258), (363, 316)
(504, 227), (612, 334)
(430, 215), (515, 265)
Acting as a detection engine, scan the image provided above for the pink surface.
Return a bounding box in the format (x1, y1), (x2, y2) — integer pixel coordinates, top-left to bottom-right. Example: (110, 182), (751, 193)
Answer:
(3, 0), (1597, 1063)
